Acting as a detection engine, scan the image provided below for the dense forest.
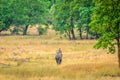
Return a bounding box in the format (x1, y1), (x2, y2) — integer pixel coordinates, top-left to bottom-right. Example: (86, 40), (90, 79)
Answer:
(0, 0), (120, 67)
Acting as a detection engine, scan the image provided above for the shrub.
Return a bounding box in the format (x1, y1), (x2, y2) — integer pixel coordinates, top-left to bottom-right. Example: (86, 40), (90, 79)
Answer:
(37, 26), (47, 35)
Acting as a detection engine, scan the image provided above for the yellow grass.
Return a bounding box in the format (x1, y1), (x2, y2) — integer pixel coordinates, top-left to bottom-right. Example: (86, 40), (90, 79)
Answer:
(0, 34), (120, 80)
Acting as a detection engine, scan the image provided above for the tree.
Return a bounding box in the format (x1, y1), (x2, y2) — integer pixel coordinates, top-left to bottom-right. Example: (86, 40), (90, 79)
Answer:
(0, 0), (50, 35)
(90, 0), (120, 67)
(0, 0), (14, 32)
(12, 0), (50, 35)
(52, 0), (76, 40)
(57, 0), (93, 39)
(71, 0), (93, 39)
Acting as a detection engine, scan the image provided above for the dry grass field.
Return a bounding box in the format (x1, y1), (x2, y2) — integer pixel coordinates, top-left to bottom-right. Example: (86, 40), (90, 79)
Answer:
(0, 29), (120, 80)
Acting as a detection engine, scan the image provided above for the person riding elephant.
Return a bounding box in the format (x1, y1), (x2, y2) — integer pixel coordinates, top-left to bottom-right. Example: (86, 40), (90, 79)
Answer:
(55, 48), (63, 64)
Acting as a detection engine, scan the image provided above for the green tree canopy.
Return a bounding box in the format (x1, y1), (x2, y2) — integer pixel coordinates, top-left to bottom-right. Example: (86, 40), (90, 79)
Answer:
(90, 0), (120, 67)
(70, 0), (93, 39)
(52, 0), (76, 40)
(0, 0), (50, 35)
(12, 0), (50, 35)
(51, 0), (94, 39)
(0, 0), (14, 32)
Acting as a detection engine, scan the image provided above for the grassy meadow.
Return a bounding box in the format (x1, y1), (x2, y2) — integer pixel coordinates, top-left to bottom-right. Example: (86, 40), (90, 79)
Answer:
(0, 29), (120, 80)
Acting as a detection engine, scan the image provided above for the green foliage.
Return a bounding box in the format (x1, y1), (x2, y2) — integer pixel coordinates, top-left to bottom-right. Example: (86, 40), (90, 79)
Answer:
(94, 33), (116, 53)
(10, 26), (23, 35)
(52, 0), (94, 39)
(0, 0), (14, 32)
(90, 0), (120, 53)
(37, 26), (47, 35)
(75, 0), (93, 39)
(11, 27), (20, 35)
(12, 0), (50, 26)
(52, 0), (71, 34)
(0, 21), (5, 31)
(0, 0), (50, 33)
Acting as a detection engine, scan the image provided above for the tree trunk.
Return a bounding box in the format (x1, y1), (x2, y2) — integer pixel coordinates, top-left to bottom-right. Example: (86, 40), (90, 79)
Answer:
(65, 31), (71, 40)
(86, 26), (89, 39)
(70, 17), (75, 40)
(118, 46), (120, 68)
(23, 25), (29, 35)
(79, 28), (83, 39)
(117, 36), (120, 68)
(71, 28), (75, 40)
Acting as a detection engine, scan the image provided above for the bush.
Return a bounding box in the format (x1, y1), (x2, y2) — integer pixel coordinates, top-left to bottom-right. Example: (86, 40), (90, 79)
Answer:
(10, 26), (23, 35)
(37, 26), (47, 35)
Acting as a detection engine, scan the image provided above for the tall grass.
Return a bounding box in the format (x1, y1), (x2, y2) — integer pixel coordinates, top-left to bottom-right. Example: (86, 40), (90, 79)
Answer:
(0, 36), (120, 80)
